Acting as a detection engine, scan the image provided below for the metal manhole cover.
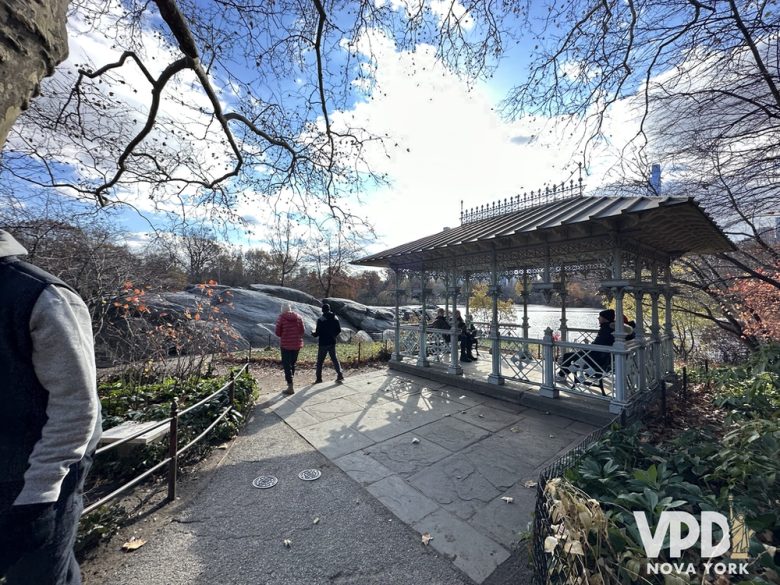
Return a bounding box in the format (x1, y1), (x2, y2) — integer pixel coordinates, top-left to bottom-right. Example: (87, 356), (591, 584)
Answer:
(252, 475), (278, 489)
(298, 469), (321, 481)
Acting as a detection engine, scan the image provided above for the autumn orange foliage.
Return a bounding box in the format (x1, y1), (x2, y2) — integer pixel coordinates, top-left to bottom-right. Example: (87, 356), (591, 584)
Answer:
(729, 265), (780, 342)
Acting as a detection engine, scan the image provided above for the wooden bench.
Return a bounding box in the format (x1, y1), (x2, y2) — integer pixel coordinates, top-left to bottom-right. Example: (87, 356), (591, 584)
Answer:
(99, 420), (168, 456)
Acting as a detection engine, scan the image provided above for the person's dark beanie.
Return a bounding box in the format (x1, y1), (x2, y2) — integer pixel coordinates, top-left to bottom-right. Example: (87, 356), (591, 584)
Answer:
(599, 309), (615, 322)
(322, 303), (331, 313)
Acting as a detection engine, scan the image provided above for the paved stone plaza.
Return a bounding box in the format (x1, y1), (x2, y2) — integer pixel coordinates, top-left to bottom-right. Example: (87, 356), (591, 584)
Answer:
(265, 368), (599, 583)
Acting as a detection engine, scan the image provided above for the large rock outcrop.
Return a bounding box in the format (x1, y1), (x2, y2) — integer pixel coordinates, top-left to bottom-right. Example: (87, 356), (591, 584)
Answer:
(248, 284), (321, 307)
(99, 286), (422, 359)
(323, 298), (395, 337)
(148, 287), (324, 347)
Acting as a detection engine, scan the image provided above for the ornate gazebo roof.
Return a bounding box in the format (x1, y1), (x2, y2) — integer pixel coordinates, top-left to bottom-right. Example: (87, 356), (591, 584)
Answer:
(353, 195), (733, 272)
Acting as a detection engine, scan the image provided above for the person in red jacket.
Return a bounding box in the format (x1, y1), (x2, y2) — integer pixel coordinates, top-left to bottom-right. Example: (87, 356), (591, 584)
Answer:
(275, 304), (305, 395)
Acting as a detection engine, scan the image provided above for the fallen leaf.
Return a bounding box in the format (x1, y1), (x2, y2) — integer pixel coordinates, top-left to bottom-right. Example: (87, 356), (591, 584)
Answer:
(501, 496), (514, 504)
(544, 536), (558, 553)
(548, 434), (556, 438)
(564, 540), (584, 555)
(421, 532), (433, 545)
(313, 517), (320, 525)
(283, 539), (292, 548)
(523, 480), (538, 489)
(122, 537), (146, 552)
(510, 426), (520, 433)
(411, 437), (420, 444)
(478, 414), (485, 418)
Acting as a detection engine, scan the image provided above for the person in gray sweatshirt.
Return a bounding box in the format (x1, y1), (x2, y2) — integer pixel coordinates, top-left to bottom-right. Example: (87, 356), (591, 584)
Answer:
(0, 230), (102, 585)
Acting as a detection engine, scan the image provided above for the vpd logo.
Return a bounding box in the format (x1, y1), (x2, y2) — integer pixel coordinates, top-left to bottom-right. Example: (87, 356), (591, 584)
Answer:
(633, 508), (752, 576)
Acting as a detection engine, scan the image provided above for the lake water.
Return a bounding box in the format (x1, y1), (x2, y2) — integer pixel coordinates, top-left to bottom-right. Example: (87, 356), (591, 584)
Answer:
(453, 304), (602, 339)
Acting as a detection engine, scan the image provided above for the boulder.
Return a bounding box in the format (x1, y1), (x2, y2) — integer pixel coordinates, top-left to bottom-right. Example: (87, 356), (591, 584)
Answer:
(130, 287), (322, 349)
(102, 285), (406, 354)
(248, 284), (321, 306)
(324, 297), (395, 335)
(353, 330), (373, 343)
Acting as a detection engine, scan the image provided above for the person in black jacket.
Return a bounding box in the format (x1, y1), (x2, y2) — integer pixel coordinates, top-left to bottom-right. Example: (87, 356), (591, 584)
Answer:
(312, 303), (344, 383)
(557, 309), (616, 383)
(454, 310), (476, 362)
(0, 230), (101, 585)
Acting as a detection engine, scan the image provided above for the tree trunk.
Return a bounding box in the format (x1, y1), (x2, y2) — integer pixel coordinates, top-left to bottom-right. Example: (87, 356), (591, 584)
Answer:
(0, 0), (69, 147)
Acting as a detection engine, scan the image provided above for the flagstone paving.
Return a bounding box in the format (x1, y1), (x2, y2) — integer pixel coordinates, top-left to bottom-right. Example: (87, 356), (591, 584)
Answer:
(265, 367), (600, 583)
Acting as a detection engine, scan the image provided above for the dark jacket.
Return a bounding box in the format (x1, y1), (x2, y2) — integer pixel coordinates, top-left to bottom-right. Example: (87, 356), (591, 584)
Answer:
(430, 315), (450, 330)
(313, 311), (342, 346)
(590, 322), (615, 369)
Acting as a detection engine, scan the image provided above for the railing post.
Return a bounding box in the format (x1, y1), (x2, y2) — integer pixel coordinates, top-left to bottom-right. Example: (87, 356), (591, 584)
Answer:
(358, 342), (362, 364)
(228, 371), (236, 407)
(611, 286), (628, 414)
(660, 379), (667, 423)
(167, 398), (179, 502)
(634, 288), (647, 392)
(539, 328), (557, 398)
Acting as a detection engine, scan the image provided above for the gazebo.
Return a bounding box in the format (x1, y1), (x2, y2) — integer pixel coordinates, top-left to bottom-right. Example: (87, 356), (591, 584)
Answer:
(353, 185), (733, 414)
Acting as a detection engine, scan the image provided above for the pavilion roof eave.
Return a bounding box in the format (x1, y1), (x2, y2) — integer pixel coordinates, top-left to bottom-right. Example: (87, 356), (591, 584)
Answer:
(352, 195), (734, 270)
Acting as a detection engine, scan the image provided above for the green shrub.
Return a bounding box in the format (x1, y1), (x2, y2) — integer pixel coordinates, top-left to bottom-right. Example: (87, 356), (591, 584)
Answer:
(552, 349), (780, 583)
(80, 368), (258, 554)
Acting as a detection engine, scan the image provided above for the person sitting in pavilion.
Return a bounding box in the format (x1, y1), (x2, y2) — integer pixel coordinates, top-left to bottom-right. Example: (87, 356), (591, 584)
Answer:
(453, 310), (477, 362)
(556, 309), (616, 384)
(430, 308), (450, 332)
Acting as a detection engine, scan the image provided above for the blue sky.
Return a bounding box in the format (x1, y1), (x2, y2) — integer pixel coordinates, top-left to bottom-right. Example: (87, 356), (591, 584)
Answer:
(2, 0), (651, 255)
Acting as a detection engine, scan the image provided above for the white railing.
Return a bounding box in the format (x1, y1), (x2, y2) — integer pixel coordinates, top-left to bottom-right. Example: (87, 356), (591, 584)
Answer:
(553, 339), (616, 401)
(396, 318), (671, 412)
(398, 325), (419, 357)
(426, 328), (452, 363)
(500, 337), (544, 386)
(568, 327), (598, 344)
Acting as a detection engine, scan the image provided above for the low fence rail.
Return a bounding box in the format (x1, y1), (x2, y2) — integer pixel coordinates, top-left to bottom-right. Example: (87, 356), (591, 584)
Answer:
(531, 368), (674, 584)
(82, 363), (249, 516)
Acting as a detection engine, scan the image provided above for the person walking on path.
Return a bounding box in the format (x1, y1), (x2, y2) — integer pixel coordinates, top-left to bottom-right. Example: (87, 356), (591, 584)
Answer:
(275, 303), (305, 395)
(312, 303), (344, 384)
(0, 230), (102, 585)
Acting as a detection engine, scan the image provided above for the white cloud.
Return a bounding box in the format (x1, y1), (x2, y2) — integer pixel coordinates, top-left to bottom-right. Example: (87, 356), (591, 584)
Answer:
(330, 30), (597, 251)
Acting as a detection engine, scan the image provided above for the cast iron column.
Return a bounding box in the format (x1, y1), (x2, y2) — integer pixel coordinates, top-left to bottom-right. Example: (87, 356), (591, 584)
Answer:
(417, 272), (429, 367)
(393, 268), (402, 362)
(488, 250), (504, 385)
(447, 283), (462, 375)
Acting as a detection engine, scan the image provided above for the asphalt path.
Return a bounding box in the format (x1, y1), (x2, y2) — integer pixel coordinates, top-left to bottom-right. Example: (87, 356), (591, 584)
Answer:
(88, 406), (479, 585)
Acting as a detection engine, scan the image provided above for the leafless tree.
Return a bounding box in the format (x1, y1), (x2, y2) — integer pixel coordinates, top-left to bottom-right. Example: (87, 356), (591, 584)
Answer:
(307, 221), (364, 298)
(2, 0), (509, 227)
(267, 213), (303, 287)
(502, 0), (779, 347)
